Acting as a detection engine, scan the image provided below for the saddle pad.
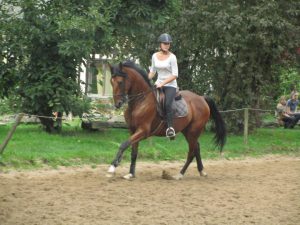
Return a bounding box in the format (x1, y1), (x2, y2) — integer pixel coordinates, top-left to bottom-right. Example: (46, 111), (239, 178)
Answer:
(172, 98), (188, 118)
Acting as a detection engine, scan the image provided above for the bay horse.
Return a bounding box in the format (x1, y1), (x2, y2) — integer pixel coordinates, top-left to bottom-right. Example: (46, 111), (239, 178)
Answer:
(107, 61), (226, 180)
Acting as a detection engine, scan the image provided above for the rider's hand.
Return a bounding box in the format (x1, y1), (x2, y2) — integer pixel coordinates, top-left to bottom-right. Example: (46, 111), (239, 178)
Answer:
(156, 83), (163, 88)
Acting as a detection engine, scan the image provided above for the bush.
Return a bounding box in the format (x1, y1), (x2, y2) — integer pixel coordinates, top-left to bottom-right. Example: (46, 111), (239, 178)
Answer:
(67, 96), (92, 118)
(0, 98), (16, 115)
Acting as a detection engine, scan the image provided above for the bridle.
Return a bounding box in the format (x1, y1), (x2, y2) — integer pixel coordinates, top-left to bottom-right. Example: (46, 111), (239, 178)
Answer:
(112, 74), (155, 107)
(117, 75), (128, 105)
(111, 67), (165, 135)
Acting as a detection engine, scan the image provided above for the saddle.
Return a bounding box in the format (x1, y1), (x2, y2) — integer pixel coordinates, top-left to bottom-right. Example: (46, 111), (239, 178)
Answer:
(155, 88), (188, 118)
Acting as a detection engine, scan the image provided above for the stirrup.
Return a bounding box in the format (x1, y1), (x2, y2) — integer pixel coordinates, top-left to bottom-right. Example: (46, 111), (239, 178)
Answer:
(166, 127), (176, 138)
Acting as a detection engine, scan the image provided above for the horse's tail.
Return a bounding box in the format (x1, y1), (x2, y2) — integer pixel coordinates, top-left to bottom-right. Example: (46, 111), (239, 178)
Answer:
(204, 96), (227, 151)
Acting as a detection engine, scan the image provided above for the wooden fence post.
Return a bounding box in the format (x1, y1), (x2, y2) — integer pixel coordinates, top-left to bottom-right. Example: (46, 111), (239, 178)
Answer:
(244, 108), (249, 144)
(0, 113), (24, 155)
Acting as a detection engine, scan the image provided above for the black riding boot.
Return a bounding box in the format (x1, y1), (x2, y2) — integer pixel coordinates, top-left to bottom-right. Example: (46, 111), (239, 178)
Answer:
(166, 112), (175, 139)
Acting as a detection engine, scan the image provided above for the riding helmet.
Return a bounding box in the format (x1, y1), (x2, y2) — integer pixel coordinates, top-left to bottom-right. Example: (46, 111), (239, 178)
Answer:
(158, 33), (172, 43)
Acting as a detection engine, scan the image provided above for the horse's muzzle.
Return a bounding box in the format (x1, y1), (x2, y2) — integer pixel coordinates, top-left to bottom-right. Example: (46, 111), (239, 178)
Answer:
(115, 100), (123, 109)
(114, 96), (127, 109)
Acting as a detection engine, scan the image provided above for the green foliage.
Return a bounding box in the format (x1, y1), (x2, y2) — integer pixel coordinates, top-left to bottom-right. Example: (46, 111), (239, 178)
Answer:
(1, 0), (298, 134)
(1, 0), (116, 130)
(67, 96), (92, 117)
(100, 0), (298, 133)
(168, 0), (299, 132)
(108, 0), (180, 64)
(0, 98), (14, 115)
(1, 0), (177, 131)
(278, 67), (300, 96)
(0, 94), (24, 116)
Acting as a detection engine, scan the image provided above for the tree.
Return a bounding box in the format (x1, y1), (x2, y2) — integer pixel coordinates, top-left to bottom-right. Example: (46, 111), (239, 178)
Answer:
(105, 0), (181, 66)
(0, 2), (21, 98)
(1, 0), (178, 132)
(2, 0), (298, 134)
(170, 0), (299, 132)
(1, 0), (115, 132)
(278, 67), (299, 97)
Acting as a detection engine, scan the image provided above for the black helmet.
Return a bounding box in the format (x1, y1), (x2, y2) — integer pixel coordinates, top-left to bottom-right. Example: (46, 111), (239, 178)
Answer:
(158, 33), (172, 43)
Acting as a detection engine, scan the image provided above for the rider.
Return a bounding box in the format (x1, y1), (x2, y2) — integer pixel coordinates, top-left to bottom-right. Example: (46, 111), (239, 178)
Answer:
(148, 33), (178, 138)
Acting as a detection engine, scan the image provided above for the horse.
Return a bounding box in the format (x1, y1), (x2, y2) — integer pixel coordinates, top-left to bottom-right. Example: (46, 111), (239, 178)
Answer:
(106, 60), (226, 180)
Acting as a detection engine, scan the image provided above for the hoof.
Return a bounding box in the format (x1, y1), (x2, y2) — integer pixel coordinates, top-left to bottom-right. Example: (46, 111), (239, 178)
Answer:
(123, 173), (134, 180)
(106, 165), (116, 178)
(200, 171), (207, 177)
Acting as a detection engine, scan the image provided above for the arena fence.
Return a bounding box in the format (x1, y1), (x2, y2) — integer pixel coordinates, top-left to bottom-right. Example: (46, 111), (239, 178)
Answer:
(0, 107), (282, 155)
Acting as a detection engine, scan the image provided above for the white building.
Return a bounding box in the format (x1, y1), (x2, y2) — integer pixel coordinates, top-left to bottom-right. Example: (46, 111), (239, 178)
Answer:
(80, 54), (112, 101)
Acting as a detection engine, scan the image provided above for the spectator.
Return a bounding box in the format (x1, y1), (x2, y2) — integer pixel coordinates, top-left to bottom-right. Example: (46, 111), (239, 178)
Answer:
(285, 92), (300, 128)
(276, 96), (293, 126)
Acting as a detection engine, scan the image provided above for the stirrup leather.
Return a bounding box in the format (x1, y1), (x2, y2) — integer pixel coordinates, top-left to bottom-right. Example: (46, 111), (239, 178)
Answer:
(166, 127), (176, 137)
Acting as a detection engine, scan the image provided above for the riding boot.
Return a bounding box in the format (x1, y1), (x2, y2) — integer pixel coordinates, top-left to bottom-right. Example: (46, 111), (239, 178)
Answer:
(166, 112), (175, 139)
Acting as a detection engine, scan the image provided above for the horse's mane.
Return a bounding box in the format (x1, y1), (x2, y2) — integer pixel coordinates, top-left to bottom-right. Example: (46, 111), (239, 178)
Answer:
(122, 60), (152, 87)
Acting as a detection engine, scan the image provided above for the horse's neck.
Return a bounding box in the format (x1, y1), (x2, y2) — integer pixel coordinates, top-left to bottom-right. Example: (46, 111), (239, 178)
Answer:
(127, 72), (156, 110)
(128, 75), (149, 94)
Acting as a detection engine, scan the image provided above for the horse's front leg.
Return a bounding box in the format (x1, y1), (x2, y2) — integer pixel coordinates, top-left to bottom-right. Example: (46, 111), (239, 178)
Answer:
(106, 128), (146, 178)
(123, 142), (139, 180)
(106, 140), (131, 177)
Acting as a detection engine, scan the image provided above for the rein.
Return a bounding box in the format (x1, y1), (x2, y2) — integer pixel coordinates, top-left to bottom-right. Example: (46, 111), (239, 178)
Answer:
(113, 85), (156, 105)
(127, 88), (154, 104)
(113, 87), (165, 136)
(111, 63), (158, 110)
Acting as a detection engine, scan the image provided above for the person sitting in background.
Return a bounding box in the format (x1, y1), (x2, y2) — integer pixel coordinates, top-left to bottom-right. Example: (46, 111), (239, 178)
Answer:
(285, 92), (300, 128)
(276, 96), (293, 126)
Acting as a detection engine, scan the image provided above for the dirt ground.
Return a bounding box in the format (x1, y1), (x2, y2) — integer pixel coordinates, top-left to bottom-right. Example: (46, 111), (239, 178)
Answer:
(1, 156), (300, 225)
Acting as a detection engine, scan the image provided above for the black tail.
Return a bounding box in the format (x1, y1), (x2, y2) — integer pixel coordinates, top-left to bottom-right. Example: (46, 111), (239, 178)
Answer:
(204, 96), (226, 151)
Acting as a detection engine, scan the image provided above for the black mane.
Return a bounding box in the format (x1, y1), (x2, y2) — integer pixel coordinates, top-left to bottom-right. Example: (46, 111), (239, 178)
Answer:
(111, 63), (128, 78)
(122, 60), (152, 87)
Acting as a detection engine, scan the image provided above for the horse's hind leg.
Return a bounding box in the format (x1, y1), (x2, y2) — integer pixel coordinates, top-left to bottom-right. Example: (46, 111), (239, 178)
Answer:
(195, 142), (207, 177)
(172, 134), (197, 180)
(179, 149), (195, 176)
(171, 149), (194, 180)
(174, 130), (206, 179)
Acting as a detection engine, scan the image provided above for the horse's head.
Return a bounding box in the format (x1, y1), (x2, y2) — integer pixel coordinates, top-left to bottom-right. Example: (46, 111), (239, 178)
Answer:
(109, 62), (131, 109)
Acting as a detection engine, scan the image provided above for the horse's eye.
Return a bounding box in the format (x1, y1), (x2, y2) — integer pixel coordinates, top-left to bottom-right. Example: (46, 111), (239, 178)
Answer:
(118, 81), (123, 86)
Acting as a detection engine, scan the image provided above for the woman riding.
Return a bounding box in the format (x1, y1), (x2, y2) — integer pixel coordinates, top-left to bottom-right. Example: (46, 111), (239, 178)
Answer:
(148, 33), (178, 138)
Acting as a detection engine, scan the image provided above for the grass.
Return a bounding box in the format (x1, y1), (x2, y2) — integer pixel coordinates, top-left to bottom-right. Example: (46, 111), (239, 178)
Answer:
(0, 123), (300, 170)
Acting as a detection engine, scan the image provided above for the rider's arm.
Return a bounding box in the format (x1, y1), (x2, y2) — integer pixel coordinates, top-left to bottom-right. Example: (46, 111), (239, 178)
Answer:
(148, 71), (156, 80)
(148, 54), (157, 80)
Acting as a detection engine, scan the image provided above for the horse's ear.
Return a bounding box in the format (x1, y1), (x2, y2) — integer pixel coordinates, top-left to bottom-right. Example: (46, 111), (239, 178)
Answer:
(119, 62), (123, 70)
